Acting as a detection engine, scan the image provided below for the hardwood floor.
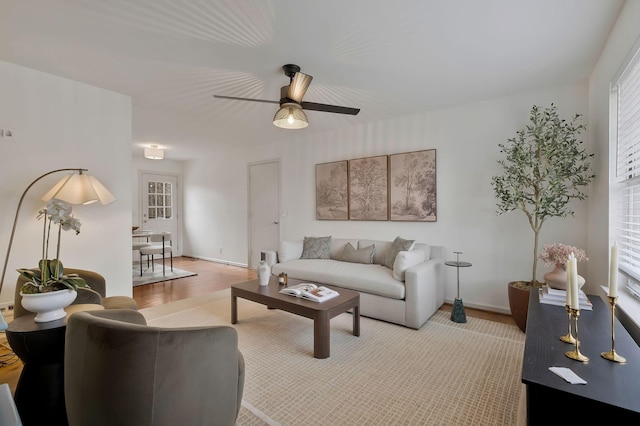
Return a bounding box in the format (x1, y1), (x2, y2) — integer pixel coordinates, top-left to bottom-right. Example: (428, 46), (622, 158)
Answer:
(0, 256), (515, 395)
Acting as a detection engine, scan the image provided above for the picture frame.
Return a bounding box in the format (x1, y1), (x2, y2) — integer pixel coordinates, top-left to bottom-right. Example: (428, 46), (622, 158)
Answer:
(315, 160), (349, 220)
(348, 155), (388, 221)
(389, 149), (437, 222)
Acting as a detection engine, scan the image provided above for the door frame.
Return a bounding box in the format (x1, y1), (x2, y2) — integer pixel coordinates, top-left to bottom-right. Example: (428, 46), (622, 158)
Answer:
(247, 159), (282, 269)
(138, 170), (182, 257)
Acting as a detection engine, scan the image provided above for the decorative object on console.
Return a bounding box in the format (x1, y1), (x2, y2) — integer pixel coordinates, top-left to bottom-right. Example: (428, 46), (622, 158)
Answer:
(539, 243), (588, 290)
(258, 260), (270, 286)
(389, 149), (437, 222)
(349, 155), (388, 221)
(0, 168), (115, 297)
(316, 160), (348, 220)
(490, 104), (594, 332)
(602, 243), (626, 363)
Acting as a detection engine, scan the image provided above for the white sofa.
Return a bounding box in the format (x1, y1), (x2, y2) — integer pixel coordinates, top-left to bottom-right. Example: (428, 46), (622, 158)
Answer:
(265, 237), (445, 329)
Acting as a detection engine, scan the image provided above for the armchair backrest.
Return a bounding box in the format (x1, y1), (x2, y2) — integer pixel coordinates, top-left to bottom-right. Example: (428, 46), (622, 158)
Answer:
(64, 309), (244, 426)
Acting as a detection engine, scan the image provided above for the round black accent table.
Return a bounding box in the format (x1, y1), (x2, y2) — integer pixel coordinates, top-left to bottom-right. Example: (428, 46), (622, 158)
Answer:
(6, 314), (68, 426)
(445, 251), (472, 323)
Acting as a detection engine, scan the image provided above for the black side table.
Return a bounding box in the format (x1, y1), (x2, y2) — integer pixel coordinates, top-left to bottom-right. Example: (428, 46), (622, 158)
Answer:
(445, 251), (472, 323)
(5, 314), (68, 426)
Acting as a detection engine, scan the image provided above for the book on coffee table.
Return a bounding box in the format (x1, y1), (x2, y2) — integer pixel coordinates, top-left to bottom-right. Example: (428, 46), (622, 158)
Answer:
(279, 283), (340, 302)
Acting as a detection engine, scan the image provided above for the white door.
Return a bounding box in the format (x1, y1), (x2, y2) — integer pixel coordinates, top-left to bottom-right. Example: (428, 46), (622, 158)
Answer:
(141, 173), (179, 255)
(249, 161), (280, 269)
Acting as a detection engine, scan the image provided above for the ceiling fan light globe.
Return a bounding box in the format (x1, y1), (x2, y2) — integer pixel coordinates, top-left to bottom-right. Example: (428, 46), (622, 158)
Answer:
(273, 103), (308, 129)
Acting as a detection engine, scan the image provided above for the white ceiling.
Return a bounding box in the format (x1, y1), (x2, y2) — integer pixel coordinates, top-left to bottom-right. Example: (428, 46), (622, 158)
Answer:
(0, 0), (624, 160)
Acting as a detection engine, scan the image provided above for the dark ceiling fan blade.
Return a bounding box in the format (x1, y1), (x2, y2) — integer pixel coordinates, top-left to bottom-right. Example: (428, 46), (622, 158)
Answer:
(301, 101), (360, 115)
(213, 95), (280, 105)
(287, 72), (313, 103)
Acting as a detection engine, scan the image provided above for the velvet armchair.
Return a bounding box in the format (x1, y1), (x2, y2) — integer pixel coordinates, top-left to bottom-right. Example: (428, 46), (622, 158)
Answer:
(64, 309), (245, 426)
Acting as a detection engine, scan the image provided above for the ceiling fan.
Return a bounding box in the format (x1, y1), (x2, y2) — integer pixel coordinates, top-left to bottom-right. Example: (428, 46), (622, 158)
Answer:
(213, 64), (360, 129)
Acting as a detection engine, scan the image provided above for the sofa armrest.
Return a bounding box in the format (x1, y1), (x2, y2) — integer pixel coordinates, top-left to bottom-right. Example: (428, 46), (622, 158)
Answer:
(404, 258), (444, 329)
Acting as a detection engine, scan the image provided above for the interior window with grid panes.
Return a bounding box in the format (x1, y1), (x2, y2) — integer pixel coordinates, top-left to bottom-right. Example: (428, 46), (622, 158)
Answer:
(147, 181), (173, 220)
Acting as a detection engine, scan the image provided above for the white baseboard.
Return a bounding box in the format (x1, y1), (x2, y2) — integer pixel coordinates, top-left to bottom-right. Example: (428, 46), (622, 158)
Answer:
(184, 255), (248, 269)
(443, 298), (511, 315)
(0, 301), (13, 311)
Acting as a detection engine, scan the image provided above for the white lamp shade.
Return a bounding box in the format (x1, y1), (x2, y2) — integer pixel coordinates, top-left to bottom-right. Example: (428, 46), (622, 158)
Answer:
(144, 145), (164, 159)
(273, 103), (308, 129)
(41, 172), (116, 205)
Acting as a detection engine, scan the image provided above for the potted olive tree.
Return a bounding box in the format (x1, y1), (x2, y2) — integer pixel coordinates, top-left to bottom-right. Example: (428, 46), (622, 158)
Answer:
(490, 104), (594, 332)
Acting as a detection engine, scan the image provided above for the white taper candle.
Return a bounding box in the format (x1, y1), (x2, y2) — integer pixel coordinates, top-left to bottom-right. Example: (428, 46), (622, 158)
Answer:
(565, 257), (572, 306)
(569, 254), (579, 309)
(609, 243), (618, 298)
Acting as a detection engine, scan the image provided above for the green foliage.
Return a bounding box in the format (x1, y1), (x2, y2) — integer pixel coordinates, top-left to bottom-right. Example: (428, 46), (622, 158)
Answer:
(490, 104), (594, 285)
(18, 259), (87, 293)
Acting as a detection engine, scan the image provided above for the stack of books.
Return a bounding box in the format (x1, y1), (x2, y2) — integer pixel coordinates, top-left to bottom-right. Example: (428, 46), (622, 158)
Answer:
(538, 285), (593, 310)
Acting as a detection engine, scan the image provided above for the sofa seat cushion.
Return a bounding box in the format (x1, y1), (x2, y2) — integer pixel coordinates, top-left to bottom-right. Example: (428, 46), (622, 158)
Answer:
(271, 259), (405, 300)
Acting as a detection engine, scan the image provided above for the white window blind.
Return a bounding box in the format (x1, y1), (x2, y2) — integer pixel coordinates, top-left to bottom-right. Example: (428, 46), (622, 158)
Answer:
(615, 45), (640, 282)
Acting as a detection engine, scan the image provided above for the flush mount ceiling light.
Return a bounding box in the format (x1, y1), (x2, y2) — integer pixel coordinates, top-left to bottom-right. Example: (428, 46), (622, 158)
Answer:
(273, 102), (308, 129)
(144, 145), (164, 160)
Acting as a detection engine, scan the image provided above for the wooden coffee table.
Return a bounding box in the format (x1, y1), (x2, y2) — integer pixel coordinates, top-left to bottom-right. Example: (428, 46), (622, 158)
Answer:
(231, 276), (360, 358)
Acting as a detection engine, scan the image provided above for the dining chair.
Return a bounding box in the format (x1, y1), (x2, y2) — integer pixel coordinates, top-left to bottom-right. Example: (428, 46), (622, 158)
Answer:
(139, 232), (173, 276)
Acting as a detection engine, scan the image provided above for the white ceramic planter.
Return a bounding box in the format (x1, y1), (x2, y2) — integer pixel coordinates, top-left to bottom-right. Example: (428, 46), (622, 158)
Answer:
(20, 289), (77, 322)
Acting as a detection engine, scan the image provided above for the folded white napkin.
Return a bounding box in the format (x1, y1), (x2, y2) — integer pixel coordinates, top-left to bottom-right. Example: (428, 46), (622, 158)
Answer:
(549, 367), (587, 384)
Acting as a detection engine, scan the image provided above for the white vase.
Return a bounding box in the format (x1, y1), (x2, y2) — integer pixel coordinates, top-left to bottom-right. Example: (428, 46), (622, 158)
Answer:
(544, 264), (585, 290)
(20, 289), (77, 322)
(257, 261), (270, 286)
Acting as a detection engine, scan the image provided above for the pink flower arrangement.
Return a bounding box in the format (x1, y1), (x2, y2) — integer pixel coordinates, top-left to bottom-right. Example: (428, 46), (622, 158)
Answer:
(539, 243), (588, 267)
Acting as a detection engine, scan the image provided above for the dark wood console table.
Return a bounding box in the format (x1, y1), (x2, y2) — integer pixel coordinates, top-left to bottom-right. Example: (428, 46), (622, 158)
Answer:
(522, 290), (640, 423)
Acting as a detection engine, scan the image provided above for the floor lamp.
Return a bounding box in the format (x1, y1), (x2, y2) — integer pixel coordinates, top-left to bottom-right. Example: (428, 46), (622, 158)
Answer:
(0, 168), (116, 296)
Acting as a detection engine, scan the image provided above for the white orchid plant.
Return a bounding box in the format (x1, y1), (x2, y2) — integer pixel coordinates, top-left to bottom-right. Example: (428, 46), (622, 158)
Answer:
(18, 199), (88, 293)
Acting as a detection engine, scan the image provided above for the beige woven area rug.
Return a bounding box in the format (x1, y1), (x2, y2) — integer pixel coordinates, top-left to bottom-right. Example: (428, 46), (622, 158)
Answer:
(141, 289), (525, 425)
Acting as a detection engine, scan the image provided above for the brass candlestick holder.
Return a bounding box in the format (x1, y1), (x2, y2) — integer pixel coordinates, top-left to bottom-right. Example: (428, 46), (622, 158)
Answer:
(601, 296), (626, 363)
(566, 308), (589, 362)
(560, 304), (577, 344)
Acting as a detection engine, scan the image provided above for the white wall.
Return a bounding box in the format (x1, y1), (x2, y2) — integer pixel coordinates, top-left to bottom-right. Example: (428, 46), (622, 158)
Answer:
(0, 60), (132, 305)
(183, 82), (590, 314)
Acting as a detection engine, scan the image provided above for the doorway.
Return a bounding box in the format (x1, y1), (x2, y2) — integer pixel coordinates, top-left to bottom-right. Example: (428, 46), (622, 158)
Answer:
(140, 172), (180, 255)
(248, 161), (280, 269)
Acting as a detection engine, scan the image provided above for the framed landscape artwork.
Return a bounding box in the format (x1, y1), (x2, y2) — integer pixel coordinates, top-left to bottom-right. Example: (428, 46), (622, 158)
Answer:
(316, 160), (348, 220)
(389, 149), (437, 222)
(348, 155), (388, 221)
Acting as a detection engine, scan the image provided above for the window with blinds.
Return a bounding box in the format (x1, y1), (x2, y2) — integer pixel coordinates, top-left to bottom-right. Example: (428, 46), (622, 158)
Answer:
(614, 43), (640, 290)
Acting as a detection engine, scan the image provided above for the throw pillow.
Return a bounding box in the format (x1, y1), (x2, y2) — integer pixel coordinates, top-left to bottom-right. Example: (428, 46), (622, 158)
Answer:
(300, 236), (332, 259)
(383, 236), (416, 269)
(392, 250), (426, 281)
(338, 243), (375, 264)
(278, 240), (303, 262)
